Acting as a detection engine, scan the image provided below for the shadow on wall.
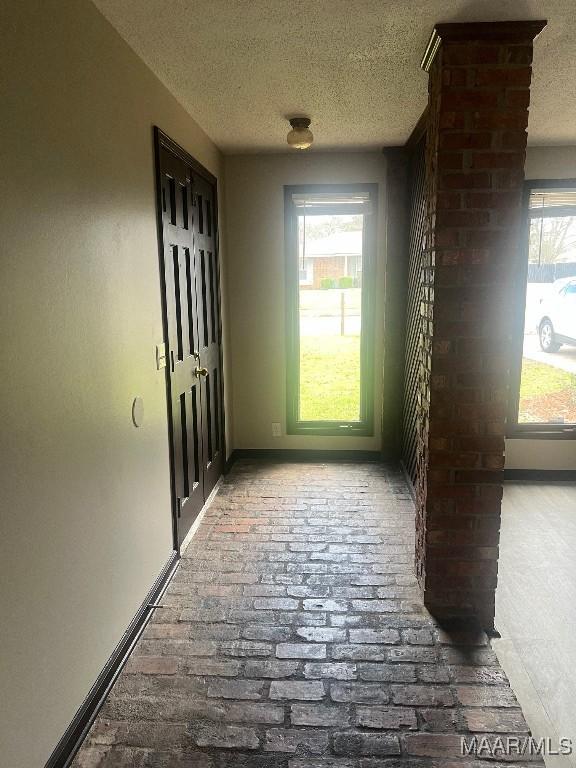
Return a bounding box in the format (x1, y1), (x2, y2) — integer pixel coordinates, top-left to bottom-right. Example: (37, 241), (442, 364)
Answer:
(441, 0), (535, 24)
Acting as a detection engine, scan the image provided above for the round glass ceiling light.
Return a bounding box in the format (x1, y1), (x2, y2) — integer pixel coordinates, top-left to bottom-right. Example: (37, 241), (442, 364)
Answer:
(287, 117), (313, 150)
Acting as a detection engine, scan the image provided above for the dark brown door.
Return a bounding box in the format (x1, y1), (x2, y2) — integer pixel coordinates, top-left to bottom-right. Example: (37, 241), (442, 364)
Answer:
(194, 174), (223, 495)
(156, 133), (224, 546)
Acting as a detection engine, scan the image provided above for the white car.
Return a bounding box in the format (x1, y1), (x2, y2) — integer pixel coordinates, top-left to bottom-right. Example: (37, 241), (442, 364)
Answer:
(537, 277), (576, 352)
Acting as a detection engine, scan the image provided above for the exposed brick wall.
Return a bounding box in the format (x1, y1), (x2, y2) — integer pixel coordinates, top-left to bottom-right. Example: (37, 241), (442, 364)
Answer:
(416, 22), (545, 629)
(310, 255), (346, 289)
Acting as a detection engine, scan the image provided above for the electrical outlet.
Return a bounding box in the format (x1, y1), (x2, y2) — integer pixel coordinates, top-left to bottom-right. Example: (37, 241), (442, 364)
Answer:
(271, 422), (282, 438)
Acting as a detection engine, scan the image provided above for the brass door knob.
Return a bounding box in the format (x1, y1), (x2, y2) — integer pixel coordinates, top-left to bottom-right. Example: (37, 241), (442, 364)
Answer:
(194, 366), (209, 378)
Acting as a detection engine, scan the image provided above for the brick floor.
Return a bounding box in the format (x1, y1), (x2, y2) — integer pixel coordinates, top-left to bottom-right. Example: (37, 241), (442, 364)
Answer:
(72, 461), (541, 767)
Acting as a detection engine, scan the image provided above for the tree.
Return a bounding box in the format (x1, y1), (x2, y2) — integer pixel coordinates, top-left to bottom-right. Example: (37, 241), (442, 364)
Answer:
(529, 216), (576, 264)
(302, 214), (362, 240)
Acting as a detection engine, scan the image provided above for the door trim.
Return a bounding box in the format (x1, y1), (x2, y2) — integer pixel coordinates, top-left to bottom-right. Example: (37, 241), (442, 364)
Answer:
(153, 127), (227, 549)
(155, 128), (217, 186)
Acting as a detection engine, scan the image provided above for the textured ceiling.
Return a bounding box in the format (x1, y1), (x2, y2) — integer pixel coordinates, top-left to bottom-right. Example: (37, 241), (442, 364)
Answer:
(92, 0), (576, 153)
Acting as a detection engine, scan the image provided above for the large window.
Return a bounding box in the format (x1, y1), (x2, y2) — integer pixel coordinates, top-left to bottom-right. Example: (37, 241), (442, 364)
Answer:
(510, 181), (576, 436)
(285, 184), (377, 435)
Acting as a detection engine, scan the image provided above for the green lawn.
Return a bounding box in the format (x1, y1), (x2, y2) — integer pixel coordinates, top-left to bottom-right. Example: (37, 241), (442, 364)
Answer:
(519, 357), (576, 423)
(299, 335), (360, 421)
(520, 358), (576, 398)
(299, 342), (576, 423)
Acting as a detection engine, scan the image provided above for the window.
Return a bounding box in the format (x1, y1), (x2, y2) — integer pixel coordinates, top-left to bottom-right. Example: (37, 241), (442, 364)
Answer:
(509, 181), (576, 437)
(285, 184), (377, 435)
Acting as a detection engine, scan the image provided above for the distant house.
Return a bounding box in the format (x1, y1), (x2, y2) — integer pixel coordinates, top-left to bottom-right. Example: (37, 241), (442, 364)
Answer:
(299, 230), (362, 289)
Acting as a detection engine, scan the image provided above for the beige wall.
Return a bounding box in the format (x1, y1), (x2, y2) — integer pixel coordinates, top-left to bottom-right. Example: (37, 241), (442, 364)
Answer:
(0, 1), (228, 765)
(504, 146), (576, 470)
(506, 439), (576, 470)
(223, 152), (387, 451)
(525, 145), (576, 180)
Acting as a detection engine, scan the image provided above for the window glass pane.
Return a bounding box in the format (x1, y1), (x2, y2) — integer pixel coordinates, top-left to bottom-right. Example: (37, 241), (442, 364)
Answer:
(298, 213), (363, 421)
(518, 208), (576, 425)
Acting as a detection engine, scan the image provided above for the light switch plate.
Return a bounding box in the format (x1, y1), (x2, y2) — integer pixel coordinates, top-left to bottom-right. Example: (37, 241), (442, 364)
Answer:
(156, 343), (167, 370)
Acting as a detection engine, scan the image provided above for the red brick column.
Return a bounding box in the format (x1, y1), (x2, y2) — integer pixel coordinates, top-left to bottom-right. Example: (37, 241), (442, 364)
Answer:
(416, 21), (546, 629)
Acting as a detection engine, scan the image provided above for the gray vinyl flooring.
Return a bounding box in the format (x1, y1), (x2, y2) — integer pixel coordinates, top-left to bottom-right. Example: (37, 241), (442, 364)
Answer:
(495, 483), (576, 768)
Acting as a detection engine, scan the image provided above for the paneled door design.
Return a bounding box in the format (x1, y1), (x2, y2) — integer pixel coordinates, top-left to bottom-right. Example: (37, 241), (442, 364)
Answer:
(155, 129), (224, 547)
(193, 172), (224, 494)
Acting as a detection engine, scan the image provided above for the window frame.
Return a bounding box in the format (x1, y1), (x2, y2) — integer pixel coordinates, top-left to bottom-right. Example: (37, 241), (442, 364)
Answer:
(284, 183), (377, 437)
(508, 178), (576, 439)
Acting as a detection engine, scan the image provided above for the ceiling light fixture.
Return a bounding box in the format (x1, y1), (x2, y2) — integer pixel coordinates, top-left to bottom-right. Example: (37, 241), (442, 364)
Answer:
(287, 117), (313, 150)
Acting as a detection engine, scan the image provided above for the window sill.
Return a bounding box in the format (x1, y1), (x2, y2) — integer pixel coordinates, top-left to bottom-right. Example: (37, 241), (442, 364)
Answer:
(287, 422), (374, 437)
(506, 427), (576, 440)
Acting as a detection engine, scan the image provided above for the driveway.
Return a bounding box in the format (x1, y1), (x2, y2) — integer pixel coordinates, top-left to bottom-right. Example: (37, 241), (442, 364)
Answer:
(523, 333), (576, 375)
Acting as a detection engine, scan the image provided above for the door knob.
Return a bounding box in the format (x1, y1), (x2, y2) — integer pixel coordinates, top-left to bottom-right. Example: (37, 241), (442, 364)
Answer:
(194, 366), (209, 378)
